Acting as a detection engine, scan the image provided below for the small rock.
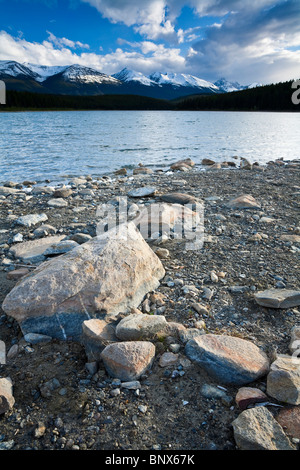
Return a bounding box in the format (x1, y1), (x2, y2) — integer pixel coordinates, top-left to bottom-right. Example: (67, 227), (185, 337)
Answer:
(276, 406), (300, 440)
(12, 233), (23, 243)
(128, 187), (157, 198)
(0, 340), (5, 365)
(47, 198), (68, 208)
(154, 248), (170, 259)
(101, 341), (155, 381)
(16, 213), (48, 228)
(235, 387), (268, 410)
(232, 406), (295, 450)
(289, 326), (300, 354)
(0, 377), (15, 414)
(115, 313), (168, 341)
(121, 381), (141, 390)
(33, 224), (57, 238)
(53, 188), (73, 198)
(185, 334), (269, 385)
(158, 352), (179, 368)
(138, 405), (147, 414)
(23, 333), (52, 344)
(6, 268), (30, 280)
(226, 194), (261, 210)
(254, 289), (300, 308)
(267, 354), (300, 405)
(34, 422), (46, 438)
(191, 303), (209, 316)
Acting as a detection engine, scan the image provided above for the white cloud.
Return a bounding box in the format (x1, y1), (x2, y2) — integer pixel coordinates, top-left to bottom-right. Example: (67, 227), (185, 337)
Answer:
(0, 30), (186, 75)
(186, 0), (300, 83)
(46, 31), (90, 49)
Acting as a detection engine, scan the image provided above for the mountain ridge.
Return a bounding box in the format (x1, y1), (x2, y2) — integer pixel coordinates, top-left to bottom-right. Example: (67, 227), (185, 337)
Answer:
(0, 60), (260, 99)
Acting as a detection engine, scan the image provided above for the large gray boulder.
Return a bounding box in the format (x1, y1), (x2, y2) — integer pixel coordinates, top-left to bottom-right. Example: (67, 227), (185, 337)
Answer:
(2, 222), (165, 341)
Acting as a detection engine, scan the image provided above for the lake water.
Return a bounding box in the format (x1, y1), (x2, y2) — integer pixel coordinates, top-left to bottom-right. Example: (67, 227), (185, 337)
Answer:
(0, 110), (299, 184)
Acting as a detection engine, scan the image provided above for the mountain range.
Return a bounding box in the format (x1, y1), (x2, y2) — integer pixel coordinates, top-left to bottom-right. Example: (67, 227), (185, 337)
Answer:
(0, 60), (261, 100)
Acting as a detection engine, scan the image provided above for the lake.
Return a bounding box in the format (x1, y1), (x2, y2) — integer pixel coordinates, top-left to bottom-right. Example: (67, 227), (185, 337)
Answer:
(0, 110), (299, 183)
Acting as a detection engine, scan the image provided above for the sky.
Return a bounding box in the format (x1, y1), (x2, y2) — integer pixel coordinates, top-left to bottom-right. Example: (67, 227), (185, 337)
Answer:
(0, 0), (299, 85)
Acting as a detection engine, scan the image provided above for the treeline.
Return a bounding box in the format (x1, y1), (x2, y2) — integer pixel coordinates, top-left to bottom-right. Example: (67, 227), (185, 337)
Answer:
(1, 80), (299, 111)
(3, 90), (174, 111)
(175, 80), (300, 111)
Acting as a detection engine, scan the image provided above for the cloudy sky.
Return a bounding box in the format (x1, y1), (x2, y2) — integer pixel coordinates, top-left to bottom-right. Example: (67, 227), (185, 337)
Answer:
(0, 0), (299, 85)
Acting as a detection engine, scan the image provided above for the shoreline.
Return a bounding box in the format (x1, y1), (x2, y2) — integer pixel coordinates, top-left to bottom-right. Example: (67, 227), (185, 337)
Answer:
(0, 159), (300, 451)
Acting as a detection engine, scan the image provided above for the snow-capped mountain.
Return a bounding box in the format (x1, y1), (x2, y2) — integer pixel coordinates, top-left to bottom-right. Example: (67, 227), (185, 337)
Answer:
(214, 78), (248, 93)
(112, 68), (154, 86)
(0, 60), (39, 80)
(0, 60), (259, 99)
(149, 71), (219, 91)
(23, 63), (68, 82)
(61, 64), (120, 85)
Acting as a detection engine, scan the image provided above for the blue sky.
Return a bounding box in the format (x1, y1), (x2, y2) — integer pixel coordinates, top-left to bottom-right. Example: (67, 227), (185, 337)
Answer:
(0, 0), (299, 84)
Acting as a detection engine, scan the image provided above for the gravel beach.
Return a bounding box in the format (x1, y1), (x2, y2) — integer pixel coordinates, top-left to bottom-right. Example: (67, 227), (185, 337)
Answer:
(0, 158), (299, 451)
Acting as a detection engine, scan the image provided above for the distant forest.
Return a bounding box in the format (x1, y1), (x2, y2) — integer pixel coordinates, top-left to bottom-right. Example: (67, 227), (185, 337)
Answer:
(175, 80), (300, 112)
(1, 79), (299, 112)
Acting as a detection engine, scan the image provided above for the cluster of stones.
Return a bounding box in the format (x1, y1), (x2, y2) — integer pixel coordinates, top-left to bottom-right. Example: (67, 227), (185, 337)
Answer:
(1, 159), (300, 451)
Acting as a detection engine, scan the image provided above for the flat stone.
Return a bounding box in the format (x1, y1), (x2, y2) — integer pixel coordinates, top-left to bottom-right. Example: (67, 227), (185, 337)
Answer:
(254, 289), (300, 308)
(232, 406), (295, 450)
(226, 194), (261, 210)
(128, 187), (157, 198)
(101, 341), (156, 381)
(276, 406), (300, 439)
(6, 268), (30, 280)
(9, 235), (65, 263)
(267, 354), (300, 405)
(16, 213), (48, 228)
(47, 198), (68, 208)
(69, 233), (92, 244)
(0, 377), (15, 414)
(170, 158), (195, 170)
(43, 240), (79, 256)
(185, 334), (269, 385)
(160, 192), (198, 206)
(0, 186), (21, 195)
(133, 167), (153, 175)
(121, 381), (141, 390)
(158, 352), (179, 368)
(2, 222), (165, 341)
(280, 234), (300, 243)
(235, 387), (268, 410)
(115, 313), (168, 341)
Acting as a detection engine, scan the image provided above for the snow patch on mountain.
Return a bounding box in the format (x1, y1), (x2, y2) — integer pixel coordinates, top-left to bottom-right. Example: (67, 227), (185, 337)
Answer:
(112, 68), (154, 86)
(214, 78), (247, 93)
(0, 60), (39, 79)
(23, 63), (68, 82)
(149, 72), (218, 90)
(61, 65), (120, 85)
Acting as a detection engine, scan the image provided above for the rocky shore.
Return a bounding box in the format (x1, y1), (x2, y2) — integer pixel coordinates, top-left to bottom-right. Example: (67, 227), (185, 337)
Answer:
(0, 157), (299, 451)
